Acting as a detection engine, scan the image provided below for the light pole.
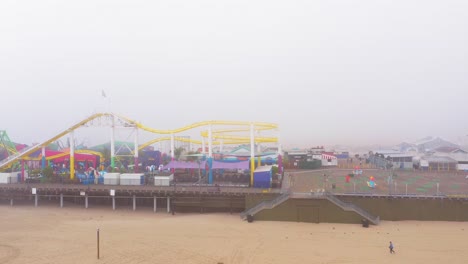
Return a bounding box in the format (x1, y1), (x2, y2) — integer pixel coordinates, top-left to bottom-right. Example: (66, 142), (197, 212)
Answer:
(323, 173), (328, 192)
(197, 159), (201, 183)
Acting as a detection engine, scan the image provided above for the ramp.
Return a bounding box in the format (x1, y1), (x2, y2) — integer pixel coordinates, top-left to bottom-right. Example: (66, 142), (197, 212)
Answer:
(240, 192), (290, 220)
(325, 193), (380, 225)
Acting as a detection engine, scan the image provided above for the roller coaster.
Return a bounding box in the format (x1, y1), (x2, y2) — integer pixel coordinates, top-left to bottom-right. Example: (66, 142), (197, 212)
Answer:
(0, 113), (280, 185)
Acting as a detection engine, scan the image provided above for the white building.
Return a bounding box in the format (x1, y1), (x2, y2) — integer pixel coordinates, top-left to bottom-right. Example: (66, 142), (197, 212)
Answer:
(386, 153), (414, 170)
(321, 154), (337, 166)
(432, 147), (468, 171)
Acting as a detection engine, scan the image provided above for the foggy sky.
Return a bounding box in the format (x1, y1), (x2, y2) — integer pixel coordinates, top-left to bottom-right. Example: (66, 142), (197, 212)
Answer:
(1, 0), (468, 149)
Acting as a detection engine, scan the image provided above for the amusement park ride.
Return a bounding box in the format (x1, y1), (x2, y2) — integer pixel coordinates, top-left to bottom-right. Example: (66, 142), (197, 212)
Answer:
(0, 113), (281, 186)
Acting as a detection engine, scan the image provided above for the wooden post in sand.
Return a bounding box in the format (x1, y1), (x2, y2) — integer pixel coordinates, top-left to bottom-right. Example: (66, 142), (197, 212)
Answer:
(167, 196), (171, 213)
(110, 189), (115, 210)
(97, 228), (100, 259)
(32, 188), (38, 207)
(133, 195), (136, 211)
(153, 196), (157, 213)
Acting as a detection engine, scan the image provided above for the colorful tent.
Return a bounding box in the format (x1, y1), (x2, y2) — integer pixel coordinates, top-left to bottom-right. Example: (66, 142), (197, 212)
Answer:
(212, 160), (250, 170)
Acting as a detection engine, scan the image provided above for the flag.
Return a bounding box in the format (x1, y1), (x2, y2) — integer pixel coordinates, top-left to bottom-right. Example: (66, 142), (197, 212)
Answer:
(101, 90), (106, 98)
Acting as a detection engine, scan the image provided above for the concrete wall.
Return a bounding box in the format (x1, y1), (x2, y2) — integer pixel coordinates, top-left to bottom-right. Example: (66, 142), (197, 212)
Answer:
(246, 195), (468, 223)
(345, 196), (468, 221)
(246, 195), (362, 223)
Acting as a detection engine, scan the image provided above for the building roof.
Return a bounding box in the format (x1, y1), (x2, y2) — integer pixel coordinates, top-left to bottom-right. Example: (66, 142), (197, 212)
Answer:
(229, 145), (250, 154)
(421, 156), (457, 163)
(373, 149), (401, 155)
(386, 153), (414, 158)
(434, 146), (467, 153)
(415, 137), (459, 151)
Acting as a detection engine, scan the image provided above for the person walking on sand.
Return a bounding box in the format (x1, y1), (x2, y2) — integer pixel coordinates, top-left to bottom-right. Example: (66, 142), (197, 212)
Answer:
(389, 241), (395, 254)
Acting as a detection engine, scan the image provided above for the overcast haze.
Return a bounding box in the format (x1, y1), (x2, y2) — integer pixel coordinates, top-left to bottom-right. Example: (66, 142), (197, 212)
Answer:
(1, 0), (468, 148)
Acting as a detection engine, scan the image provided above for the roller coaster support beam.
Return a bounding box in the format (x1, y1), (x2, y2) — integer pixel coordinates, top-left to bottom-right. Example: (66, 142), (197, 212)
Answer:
(41, 146), (46, 169)
(208, 124), (213, 184)
(257, 130), (261, 167)
(170, 134), (175, 173)
(250, 123), (255, 186)
(208, 157), (213, 184)
(278, 134), (283, 174)
(201, 138), (205, 154)
(134, 127), (139, 173)
(278, 133), (282, 154)
(170, 134), (175, 159)
(256, 130), (261, 154)
(208, 124), (212, 157)
(70, 131), (75, 180)
(21, 159), (25, 182)
(278, 154), (283, 174)
(110, 116), (115, 170)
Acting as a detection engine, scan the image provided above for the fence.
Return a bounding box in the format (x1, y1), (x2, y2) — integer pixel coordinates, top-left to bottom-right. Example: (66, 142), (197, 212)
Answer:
(290, 169), (468, 197)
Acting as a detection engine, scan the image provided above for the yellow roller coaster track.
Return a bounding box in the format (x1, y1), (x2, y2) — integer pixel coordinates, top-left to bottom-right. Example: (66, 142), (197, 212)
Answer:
(114, 113), (277, 134)
(138, 136), (277, 151)
(42, 150), (105, 162)
(0, 113), (278, 170)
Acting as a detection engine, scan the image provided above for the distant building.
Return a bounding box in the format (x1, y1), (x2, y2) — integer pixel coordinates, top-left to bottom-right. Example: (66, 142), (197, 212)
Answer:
(419, 156), (457, 171)
(433, 146), (467, 154)
(414, 137), (459, 153)
(310, 146), (325, 154)
(285, 149), (308, 168)
(385, 153), (414, 170)
(432, 147), (468, 171)
(333, 151), (349, 159)
(321, 153), (337, 166)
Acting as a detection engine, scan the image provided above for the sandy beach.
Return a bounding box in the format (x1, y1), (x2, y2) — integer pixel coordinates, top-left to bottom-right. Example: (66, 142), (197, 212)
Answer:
(0, 206), (467, 264)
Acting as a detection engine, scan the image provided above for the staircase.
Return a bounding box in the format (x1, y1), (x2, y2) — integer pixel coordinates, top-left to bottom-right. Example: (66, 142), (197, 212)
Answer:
(325, 193), (380, 225)
(240, 192), (290, 220)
